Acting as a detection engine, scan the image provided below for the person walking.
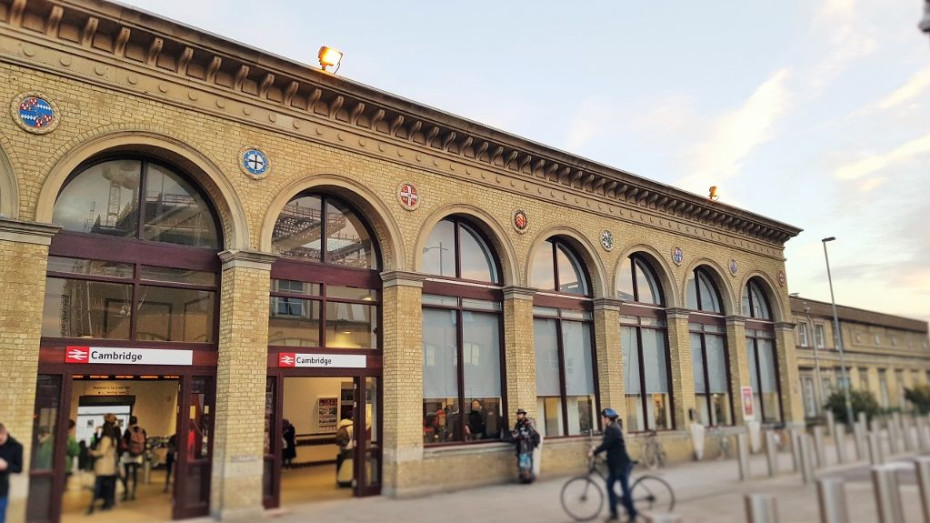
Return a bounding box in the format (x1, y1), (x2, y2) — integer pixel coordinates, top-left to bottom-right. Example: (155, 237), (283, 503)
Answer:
(120, 416), (147, 501)
(0, 423), (24, 523)
(588, 408), (636, 522)
(87, 414), (119, 513)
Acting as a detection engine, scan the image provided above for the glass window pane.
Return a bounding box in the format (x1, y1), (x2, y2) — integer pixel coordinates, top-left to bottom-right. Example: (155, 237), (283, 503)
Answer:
(273, 195), (323, 261)
(421, 294), (458, 307)
(463, 312), (501, 398)
(461, 299), (501, 312)
(325, 302), (377, 349)
(30, 375), (61, 471)
(42, 277), (131, 339)
(140, 266), (215, 286)
(556, 244), (586, 295)
(327, 285), (377, 302)
(698, 272), (722, 313)
(271, 279), (321, 296)
(138, 286), (215, 342)
(625, 394), (644, 432)
(634, 259), (662, 305)
(648, 393), (672, 430)
(534, 318), (561, 396)
(531, 241), (556, 291)
(616, 258), (634, 301)
(567, 395), (595, 436)
(53, 159), (141, 238)
(142, 163), (218, 248)
(706, 334), (729, 393)
(268, 297), (320, 346)
(325, 199), (375, 269)
(621, 326), (642, 394)
(758, 338), (778, 393)
(691, 333), (706, 393)
(47, 256), (133, 278)
(422, 219), (456, 278)
(562, 321), (594, 395)
(642, 328), (669, 393)
(685, 273), (698, 309)
(423, 308), (460, 443)
(747, 340), (760, 391)
(532, 306), (559, 318)
(537, 396), (564, 437)
(459, 223), (497, 283)
(742, 286), (752, 317)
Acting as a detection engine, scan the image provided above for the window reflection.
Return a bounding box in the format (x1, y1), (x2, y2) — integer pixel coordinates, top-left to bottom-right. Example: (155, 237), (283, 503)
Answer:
(325, 200), (374, 268)
(421, 218), (498, 283)
(43, 277), (132, 339)
(273, 195), (323, 262)
(142, 163), (219, 248)
(532, 239), (589, 295)
(272, 195), (377, 269)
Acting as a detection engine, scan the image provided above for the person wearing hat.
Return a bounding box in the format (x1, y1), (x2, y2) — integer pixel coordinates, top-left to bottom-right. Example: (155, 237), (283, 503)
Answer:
(510, 409), (540, 483)
(588, 408), (636, 522)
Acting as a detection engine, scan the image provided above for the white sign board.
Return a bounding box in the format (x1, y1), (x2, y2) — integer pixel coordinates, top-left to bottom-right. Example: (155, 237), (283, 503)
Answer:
(278, 352), (366, 368)
(66, 346), (193, 366)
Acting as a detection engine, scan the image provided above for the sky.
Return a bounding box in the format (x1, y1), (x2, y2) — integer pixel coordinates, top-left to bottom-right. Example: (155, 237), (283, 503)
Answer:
(117, 0), (930, 324)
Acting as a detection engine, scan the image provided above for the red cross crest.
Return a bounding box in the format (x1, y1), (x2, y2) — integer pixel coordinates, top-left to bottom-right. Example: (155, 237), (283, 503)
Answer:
(398, 183), (419, 210)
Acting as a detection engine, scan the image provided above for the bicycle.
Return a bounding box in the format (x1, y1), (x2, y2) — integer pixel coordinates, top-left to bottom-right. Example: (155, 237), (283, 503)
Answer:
(709, 427), (730, 460)
(640, 430), (667, 470)
(561, 456), (675, 522)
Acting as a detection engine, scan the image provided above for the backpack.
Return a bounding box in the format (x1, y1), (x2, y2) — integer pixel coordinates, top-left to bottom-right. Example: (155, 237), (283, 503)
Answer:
(128, 427), (146, 456)
(335, 426), (350, 448)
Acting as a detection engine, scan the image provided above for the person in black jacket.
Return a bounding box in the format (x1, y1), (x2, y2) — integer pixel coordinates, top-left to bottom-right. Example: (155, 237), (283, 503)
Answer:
(0, 423), (24, 523)
(588, 408), (636, 522)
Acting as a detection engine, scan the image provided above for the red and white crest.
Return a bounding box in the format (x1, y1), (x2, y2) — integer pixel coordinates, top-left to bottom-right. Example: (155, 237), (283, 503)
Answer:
(65, 346), (90, 363)
(397, 182), (420, 211)
(279, 352), (296, 368)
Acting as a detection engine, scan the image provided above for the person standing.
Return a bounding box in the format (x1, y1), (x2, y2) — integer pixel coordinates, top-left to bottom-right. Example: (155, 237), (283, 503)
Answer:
(87, 414), (119, 513)
(282, 419), (296, 469)
(510, 408), (540, 483)
(120, 416), (147, 501)
(588, 408), (636, 522)
(466, 400), (486, 441)
(163, 433), (177, 493)
(0, 423), (24, 523)
(65, 420), (80, 489)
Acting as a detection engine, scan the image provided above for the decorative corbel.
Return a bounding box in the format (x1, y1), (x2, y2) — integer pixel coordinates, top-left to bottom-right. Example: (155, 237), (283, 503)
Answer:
(45, 6), (63, 36)
(146, 38), (164, 67)
(177, 47), (194, 76)
(283, 81), (299, 106)
(233, 65), (249, 90)
(389, 114), (405, 135)
(441, 131), (457, 151)
(259, 73), (275, 98)
(205, 56), (221, 83)
(425, 125), (440, 147)
(114, 27), (131, 57)
(490, 145), (504, 164)
(350, 102), (366, 125)
(329, 95), (345, 119)
(370, 109), (385, 130)
(307, 88), (323, 112)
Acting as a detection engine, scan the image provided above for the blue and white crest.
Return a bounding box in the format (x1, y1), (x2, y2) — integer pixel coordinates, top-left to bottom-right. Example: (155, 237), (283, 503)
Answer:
(672, 247), (683, 266)
(241, 148), (269, 178)
(12, 93), (59, 134)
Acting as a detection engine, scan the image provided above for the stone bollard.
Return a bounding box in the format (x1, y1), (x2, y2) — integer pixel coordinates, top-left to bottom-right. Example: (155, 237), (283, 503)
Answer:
(765, 430), (778, 477)
(888, 420), (903, 456)
(835, 425), (847, 464)
(813, 426), (827, 468)
(745, 494), (779, 523)
(800, 434), (815, 484)
(916, 457), (930, 523)
(826, 410), (836, 438)
(869, 431), (885, 466)
(854, 422), (867, 461)
(738, 433), (751, 481)
(817, 477), (849, 523)
(790, 429), (801, 472)
(872, 465), (905, 523)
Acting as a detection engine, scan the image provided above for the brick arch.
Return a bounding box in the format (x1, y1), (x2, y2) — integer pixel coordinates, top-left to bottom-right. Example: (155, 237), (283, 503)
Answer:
(259, 174), (405, 271)
(0, 142), (19, 219)
(681, 258), (737, 315)
(525, 226), (608, 298)
(741, 272), (786, 322)
(611, 244), (680, 307)
(33, 128), (249, 250)
(412, 204), (519, 287)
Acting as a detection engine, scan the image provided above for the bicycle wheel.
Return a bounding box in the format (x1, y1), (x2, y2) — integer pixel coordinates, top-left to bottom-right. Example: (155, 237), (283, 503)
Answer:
(631, 475), (675, 513)
(561, 476), (604, 522)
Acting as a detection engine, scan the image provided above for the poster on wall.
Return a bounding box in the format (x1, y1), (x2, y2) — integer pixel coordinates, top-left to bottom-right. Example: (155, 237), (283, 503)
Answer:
(741, 386), (755, 421)
(318, 397), (338, 432)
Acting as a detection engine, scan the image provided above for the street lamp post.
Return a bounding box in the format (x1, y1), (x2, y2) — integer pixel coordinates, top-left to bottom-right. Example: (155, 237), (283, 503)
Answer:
(822, 237), (854, 425)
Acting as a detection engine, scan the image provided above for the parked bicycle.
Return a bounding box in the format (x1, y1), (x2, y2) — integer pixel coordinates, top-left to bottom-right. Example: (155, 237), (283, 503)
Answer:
(640, 430), (667, 469)
(561, 455), (675, 522)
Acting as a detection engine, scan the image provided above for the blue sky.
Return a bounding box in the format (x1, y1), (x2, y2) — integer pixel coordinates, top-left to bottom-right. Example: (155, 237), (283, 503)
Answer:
(118, 0), (930, 323)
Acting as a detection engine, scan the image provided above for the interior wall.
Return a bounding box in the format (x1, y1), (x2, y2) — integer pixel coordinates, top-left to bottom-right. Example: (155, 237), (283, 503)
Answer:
(70, 380), (178, 438)
(283, 377), (352, 464)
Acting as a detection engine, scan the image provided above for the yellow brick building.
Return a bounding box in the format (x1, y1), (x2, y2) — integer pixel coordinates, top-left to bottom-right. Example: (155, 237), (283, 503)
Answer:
(0, 1), (920, 522)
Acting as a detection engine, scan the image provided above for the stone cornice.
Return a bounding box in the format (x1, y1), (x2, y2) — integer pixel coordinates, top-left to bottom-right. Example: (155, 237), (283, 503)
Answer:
(503, 286), (536, 301)
(381, 270), (425, 289)
(593, 298), (623, 312)
(664, 308), (692, 320)
(218, 249), (277, 270)
(0, 218), (59, 245)
(0, 0), (801, 247)
(725, 315), (747, 326)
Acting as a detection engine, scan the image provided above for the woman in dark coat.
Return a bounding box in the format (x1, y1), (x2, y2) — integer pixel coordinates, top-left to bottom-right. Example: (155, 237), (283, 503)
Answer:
(282, 419), (297, 469)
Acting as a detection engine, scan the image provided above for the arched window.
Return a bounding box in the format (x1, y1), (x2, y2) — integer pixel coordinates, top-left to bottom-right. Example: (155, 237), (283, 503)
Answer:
(686, 267), (732, 426)
(617, 254), (672, 431)
(532, 238), (597, 437)
(43, 158), (221, 343)
(268, 193), (381, 350)
(421, 217), (503, 446)
(272, 194), (377, 269)
(743, 278), (781, 423)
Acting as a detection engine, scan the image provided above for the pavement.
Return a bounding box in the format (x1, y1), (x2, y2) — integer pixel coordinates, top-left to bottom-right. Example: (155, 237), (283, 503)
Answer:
(265, 430), (929, 523)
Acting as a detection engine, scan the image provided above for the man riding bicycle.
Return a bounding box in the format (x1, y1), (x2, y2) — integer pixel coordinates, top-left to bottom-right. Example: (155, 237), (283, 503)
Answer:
(588, 408), (637, 522)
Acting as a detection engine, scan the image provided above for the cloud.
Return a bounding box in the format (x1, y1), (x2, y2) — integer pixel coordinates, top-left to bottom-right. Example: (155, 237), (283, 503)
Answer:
(833, 133), (930, 180)
(565, 96), (620, 150)
(675, 69), (792, 193)
(805, 0), (877, 96)
(877, 68), (930, 111)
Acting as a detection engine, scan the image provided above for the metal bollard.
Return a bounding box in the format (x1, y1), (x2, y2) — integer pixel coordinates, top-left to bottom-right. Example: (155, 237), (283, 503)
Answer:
(813, 426), (827, 468)
(745, 494), (779, 523)
(826, 410), (835, 438)
(872, 465), (905, 523)
(854, 422), (867, 461)
(903, 417), (916, 452)
(869, 431), (884, 465)
(738, 433), (751, 481)
(799, 434), (815, 484)
(888, 420), (902, 456)
(817, 477), (849, 523)
(835, 425), (847, 464)
(765, 430), (778, 477)
(916, 457), (930, 523)
(790, 429), (801, 472)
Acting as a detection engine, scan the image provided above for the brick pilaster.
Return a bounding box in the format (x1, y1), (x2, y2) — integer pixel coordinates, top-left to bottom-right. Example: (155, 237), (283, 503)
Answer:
(593, 299), (623, 417)
(775, 321), (804, 424)
(725, 316), (751, 426)
(666, 308), (695, 430)
(503, 287), (537, 419)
